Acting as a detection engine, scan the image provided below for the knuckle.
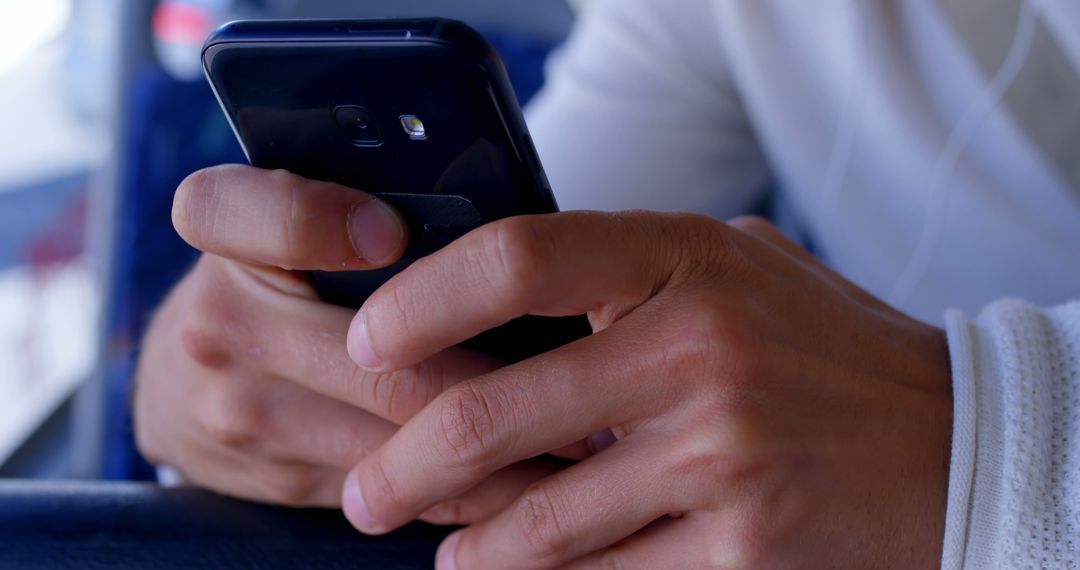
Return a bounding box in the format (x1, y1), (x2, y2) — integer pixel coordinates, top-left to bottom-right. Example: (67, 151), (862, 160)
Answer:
(728, 214), (794, 255)
(706, 522), (770, 569)
(664, 422), (773, 513)
(196, 383), (266, 448)
(176, 263), (229, 364)
(665, 433), (736, 493)
(360, 371), (405, 421)
(654, 302), (766, 409)
(664, 304), (737, 373)
(727, 214), (773, 236)
(476, 217), (551, 305)
(265, 168), (299, 193)
(435, 384), (500, 467)
(176, 259), (257, 370)
(278, 179), (312, 267)
(179, 322), (231, 370)
(513, 484), (567, 561)
(666, 213), (746, 282)
(364, 360), (446, 423)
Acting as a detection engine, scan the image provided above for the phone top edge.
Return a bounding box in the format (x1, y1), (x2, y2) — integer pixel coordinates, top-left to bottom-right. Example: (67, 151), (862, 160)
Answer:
(202, 18), (472, 51)
(201, 18), (498, 82)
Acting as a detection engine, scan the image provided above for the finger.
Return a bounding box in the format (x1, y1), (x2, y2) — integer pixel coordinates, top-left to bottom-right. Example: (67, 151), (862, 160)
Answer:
(246, 292), (587, 462)
(348, 211), (706, 371)
(548, 438), (595, 461)
(560, 514), (708, 570)
(546, 428), (618, 461)
(343, 307), (688, 534)
(184, 263), (502, 425)
(174, 444), (346, 508)
(190, 371), (400, 469)
(173, 164), (406, 271)
(251, 297), (503, 424)
(438, 432), (695, 570)
(418, 458), (565, 526)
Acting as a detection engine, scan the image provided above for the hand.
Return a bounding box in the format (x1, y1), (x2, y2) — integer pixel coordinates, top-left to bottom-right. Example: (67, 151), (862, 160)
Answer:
(340, 212), (953, 568)
(135, 165), (559, 513)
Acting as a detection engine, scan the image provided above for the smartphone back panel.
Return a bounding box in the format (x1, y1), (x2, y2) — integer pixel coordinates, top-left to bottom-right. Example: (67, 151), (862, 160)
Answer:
(203, 20), (589, 361)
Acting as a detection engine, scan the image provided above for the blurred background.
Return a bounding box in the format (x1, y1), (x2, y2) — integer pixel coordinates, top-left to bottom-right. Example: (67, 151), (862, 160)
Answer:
(0, 0), (581, 481)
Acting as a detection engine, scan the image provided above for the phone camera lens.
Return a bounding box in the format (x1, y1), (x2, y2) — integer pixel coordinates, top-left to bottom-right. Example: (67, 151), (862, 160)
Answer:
(333, 106), (383, 146)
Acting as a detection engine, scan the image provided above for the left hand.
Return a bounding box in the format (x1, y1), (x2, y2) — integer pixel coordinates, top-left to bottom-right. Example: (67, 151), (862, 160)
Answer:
(340, 212), (953, 569)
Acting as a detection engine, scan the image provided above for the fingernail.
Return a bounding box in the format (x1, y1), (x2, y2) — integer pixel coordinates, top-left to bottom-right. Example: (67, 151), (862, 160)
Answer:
(348, 198), (404, 265)
(348, 310), (383, 371)
(342, 469), (383, 534)
(435, 531), (461, 570)
(588, 428), (617, 454)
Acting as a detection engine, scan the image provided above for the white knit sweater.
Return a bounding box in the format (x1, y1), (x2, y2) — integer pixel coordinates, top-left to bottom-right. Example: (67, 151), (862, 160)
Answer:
(528, 0), (1080, 566)
(944, 301), (1080, 568)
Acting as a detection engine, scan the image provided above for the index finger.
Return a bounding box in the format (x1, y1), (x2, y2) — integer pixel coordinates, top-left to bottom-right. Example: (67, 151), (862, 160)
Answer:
(173, 164), (407, 271)
(348, 211), (711, 371)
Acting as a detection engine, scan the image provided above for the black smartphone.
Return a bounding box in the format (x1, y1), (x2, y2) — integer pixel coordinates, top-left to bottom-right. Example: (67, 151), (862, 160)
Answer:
(202, 18), (590, 362)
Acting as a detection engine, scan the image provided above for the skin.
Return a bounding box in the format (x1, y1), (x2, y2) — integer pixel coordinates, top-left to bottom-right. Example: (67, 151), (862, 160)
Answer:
(337, 202), (954, 567)
(134, 165), (577, 515)
(139, 164), (954, 568)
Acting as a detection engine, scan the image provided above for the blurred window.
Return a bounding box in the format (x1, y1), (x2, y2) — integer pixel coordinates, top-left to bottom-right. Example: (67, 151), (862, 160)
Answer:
(0, 0), (118, 466)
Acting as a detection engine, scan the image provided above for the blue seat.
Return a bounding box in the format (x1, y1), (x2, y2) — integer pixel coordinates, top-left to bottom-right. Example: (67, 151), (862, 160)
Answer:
(0, 480), (454, 568)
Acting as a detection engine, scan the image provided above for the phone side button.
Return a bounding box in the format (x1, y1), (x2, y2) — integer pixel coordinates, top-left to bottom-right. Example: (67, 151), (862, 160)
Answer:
(523, 134), (544, 174)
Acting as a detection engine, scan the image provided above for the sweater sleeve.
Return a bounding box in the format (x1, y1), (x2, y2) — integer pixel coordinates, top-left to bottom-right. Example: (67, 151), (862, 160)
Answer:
(525, 0), (770, 218)
(942, 299), (1080, 569)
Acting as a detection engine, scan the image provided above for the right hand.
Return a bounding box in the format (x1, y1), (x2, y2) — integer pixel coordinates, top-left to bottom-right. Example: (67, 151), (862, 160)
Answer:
(133, 165), (565, 512)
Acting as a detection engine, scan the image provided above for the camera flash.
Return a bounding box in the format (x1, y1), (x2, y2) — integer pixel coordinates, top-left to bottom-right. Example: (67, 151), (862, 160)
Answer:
(399, 115), (427, 140)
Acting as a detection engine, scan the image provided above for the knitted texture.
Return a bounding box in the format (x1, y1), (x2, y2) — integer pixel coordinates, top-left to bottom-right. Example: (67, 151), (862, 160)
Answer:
(944, 300), (1080, 569)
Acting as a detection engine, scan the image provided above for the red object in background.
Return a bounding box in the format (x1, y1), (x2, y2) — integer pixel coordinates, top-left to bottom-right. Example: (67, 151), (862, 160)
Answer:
(24, 190), (87, 271)
(153, 1), (215, 46)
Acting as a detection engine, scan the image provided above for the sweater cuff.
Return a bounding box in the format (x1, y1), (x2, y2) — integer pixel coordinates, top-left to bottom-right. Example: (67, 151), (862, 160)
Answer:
(940, 300), (1079, 569)
(941, 305), (1012, 569)
(941, 309), (980, 570)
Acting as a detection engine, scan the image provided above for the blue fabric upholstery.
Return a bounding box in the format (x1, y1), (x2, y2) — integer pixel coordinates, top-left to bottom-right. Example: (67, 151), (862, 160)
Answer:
(102, 67), (246, 480)
(0, 480), (454, 568)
